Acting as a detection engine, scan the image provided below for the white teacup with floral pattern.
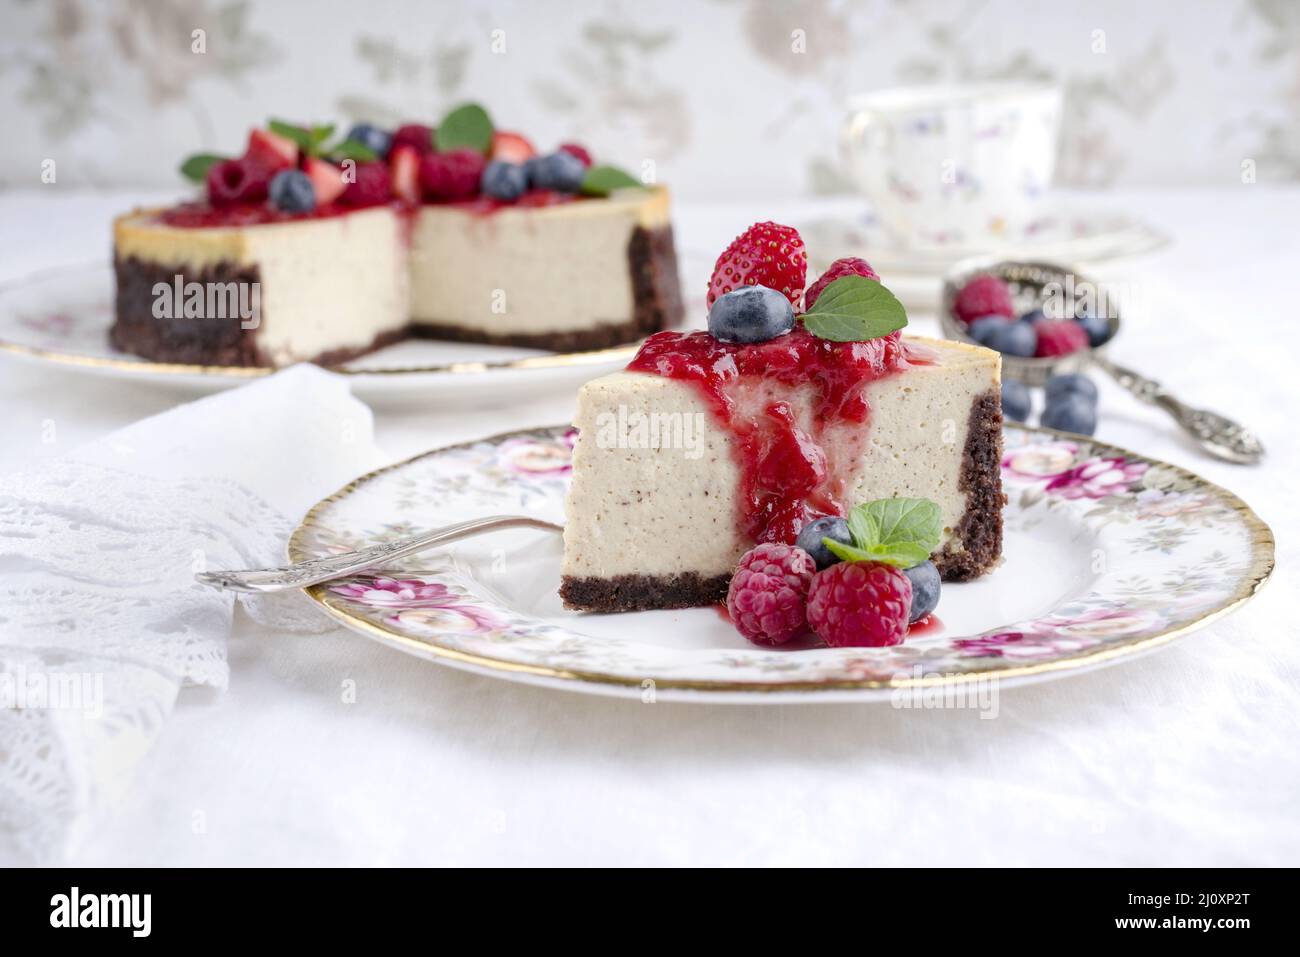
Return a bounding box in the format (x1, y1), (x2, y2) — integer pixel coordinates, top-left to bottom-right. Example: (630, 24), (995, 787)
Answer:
(842, 83), (1062, 249)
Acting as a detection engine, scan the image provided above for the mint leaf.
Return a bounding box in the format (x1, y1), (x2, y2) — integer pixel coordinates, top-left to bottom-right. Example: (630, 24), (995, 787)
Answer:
(801, 276), (907, 342)
(326, 138), (378, 162)
(268, 120), (336, 157)
(846, 507), (878, 553)
(269, 119), (315, 153)
(434, 103), (493, 153)
(581, 165), (643, 196)
(824, 536), (932, 568)
(824, 539), (878, 564)
(828, 498), (943, 568)
(857, 498), (942, 553)
(849, 498), (943, 568)
(179, 153), (226, 183)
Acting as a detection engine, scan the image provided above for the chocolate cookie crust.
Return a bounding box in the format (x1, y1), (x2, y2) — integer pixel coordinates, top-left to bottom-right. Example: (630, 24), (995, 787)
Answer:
(111, 256), (264, 366)
(560, 571), (730, 613)
(932, 388), (1005, 581)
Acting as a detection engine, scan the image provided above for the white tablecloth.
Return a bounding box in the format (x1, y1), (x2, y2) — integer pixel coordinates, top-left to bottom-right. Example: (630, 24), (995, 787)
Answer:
(0, 188), (1295, 866)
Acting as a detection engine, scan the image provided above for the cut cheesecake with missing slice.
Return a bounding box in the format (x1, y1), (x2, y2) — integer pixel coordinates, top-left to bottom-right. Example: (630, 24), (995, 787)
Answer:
(560, 221), (1004, 614)
(111, 108), (682, 367)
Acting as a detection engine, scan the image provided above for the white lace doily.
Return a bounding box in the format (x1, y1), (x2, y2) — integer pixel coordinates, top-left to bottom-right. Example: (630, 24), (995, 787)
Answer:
(0, 366), (385, 860)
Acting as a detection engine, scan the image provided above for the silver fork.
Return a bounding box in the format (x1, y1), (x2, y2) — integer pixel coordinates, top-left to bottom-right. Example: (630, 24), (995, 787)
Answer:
(195, 515), (563, 593)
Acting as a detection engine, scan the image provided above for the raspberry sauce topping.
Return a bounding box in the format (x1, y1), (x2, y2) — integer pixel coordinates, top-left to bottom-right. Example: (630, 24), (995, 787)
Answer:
(445, 189), (582, 215)
(627, 326), (927, 545)
(157, 189), (583, 229)
(158, 201), (369, 228)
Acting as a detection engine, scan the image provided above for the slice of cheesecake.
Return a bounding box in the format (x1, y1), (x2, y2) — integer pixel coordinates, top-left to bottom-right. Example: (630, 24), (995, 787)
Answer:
(409, 188), (678, 351)
(560, 333), (1003, 612)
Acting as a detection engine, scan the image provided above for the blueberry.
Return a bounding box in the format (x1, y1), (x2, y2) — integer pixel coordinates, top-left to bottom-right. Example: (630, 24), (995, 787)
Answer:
(1076, 313), (1112, 347)
(1001, 379), (1032, 423)
(1019, 308), (1046, 325)
(1045, 372), (1098, 404)
(986, 320), (1037, 357)
(1041, 393), (1098, 435)
(268, 169), (315, 212)
(481, 160), (528, 201)
(708, 285), (795, 343)
(528, 151), (586, 192)
(903, 560), (941, 623)
(967, 316), (1011, 346)
(796, 516), (852, 570)
(345, 123), (393, 159)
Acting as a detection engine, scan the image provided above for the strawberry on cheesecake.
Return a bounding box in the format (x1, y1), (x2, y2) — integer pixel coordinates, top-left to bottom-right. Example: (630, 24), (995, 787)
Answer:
(112, 105), (682, 367)
(560, 222), (1004, 622)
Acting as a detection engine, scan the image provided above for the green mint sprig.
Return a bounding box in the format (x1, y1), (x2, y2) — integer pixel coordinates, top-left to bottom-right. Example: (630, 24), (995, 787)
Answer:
(268, 120), (336, 156)
(434, 103), (493, 154)
(324, 138), (378, 163)
(801, 275), (907, 342)
(823, 498), (942, 569)
(179, 153), (227, 183)
(580, 165), (643, 196)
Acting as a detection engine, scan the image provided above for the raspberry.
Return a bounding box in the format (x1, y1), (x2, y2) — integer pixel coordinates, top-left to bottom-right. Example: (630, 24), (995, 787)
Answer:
(391, 123), (435, 156)
(558, 142), (593, 168)
(207, 158), (271, 206)
(340, 160), (392, 207)
(419, 148), (487, 200)
(804, 257), (880, 309)
(726, 543), (816, 646)
(707, 221), (807, 310)
(1034, 319), (1089, 357)
(954, 274), (1014, 325)
(806, 561), (912, 648)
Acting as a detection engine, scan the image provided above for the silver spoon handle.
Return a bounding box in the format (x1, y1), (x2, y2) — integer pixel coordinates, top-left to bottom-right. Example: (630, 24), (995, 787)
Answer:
(1094, 357), (1265, 465)
(195, 515), (563, 594)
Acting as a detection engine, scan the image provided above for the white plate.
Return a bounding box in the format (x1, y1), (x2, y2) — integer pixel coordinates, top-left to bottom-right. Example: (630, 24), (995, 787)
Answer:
(0, 262), (640, 399)
(288, 424), (1274, 703)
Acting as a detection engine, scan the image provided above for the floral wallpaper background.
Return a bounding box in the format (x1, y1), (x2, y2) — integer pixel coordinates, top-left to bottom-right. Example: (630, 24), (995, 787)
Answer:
(1, 0), (1298, 198)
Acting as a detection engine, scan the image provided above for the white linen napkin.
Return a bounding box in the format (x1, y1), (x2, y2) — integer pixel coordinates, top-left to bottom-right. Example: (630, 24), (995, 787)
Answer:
(0, 365), (387, 860)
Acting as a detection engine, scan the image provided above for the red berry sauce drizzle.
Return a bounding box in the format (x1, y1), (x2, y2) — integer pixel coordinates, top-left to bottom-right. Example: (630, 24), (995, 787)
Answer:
(158, 201), (366, 228)
(157, 190), (582, 229)
(628, 326), (933, 545)
(906, 613), (944, 637)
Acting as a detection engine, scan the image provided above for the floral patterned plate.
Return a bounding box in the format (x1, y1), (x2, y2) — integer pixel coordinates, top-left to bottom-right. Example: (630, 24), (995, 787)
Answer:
(0, 263), (638, 397)
(288, 425), (1274, 703)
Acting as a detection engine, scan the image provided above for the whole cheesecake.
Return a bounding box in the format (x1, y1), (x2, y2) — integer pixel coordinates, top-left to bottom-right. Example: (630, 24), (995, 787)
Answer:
(560, 222), (1004, 615)
(111, 109), (683, 367)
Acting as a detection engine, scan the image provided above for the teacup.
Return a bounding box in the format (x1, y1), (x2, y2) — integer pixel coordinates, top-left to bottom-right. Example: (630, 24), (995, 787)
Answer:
(841, 83), (1062, 249)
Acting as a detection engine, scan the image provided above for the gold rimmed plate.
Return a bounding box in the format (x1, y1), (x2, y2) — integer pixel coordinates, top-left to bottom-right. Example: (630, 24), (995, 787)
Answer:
(287, 423), (1274, 703)
(0, 262), (641, 397)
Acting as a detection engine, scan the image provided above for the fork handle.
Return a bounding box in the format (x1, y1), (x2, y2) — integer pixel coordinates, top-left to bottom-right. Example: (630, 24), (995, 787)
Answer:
(195, 515), (563, 593)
